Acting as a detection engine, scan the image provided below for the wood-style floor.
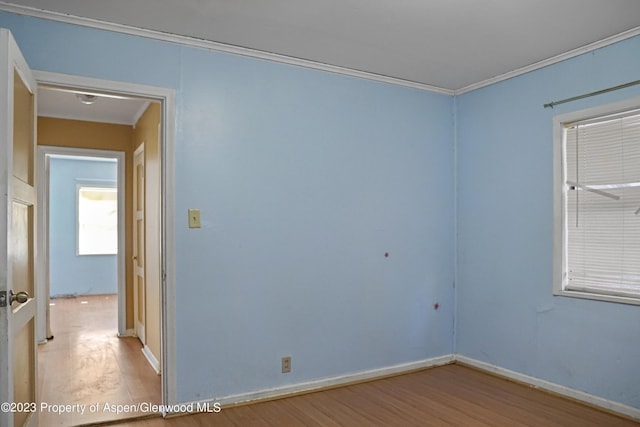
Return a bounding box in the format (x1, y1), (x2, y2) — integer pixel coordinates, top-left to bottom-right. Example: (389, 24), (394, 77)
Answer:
(114, 363), (638, 427)
(38, 294), (161, 426)
(39, 296), (637, 426)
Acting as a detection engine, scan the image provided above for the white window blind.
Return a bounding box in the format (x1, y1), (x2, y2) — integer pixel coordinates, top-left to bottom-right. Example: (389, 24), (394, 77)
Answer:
(564, 109), (640, 298)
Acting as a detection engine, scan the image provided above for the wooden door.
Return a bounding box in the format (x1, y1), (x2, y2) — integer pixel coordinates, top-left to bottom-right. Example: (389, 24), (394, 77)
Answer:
(133, 143), (146, 344)
(0, 29), (38, 427)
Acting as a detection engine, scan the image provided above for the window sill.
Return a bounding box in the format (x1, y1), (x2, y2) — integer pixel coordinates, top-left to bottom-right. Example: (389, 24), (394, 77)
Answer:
(554, 289), (640, 306)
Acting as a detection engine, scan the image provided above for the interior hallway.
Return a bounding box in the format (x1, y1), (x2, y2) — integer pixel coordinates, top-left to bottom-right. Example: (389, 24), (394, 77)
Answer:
(38, 294), (161, 426)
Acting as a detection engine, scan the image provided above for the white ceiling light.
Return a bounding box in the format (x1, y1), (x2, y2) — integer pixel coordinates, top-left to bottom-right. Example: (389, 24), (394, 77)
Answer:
(76, 93), (98, 105)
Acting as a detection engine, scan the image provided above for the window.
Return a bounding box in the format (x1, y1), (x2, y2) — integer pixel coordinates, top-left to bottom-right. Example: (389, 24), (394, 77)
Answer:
(77, 186), (118, 255)
(553, 97), (640, 304)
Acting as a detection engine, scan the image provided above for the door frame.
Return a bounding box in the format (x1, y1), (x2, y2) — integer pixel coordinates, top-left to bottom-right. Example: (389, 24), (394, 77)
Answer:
(36, 146), (125, 337)
(132, 142), (145, 345)
(33, 70), (177, 405)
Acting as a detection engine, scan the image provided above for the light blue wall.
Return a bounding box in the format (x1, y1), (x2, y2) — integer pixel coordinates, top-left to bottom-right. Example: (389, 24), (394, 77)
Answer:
(456, 36), (640, 409)
(49, 157), (117, 296)
(0, 12), (455, 401)
(4, 9), (637, 411)
(176, 49), (455, 399)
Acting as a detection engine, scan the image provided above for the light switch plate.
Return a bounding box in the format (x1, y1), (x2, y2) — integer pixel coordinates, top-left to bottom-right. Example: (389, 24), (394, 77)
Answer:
(188, 209), (201, 228)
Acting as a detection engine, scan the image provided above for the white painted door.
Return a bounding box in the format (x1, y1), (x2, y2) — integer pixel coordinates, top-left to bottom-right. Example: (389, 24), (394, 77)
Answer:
(0, 29), (38, 427)
(133, 143), (146, 344)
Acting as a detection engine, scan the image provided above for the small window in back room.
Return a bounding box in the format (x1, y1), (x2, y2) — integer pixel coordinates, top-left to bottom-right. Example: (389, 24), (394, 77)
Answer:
(553, 98), (640, 304)
(77, 186), (118, 255)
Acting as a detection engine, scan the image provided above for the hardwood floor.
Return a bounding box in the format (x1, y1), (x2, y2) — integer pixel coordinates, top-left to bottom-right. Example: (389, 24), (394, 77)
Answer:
(113, 364), (638, 427)
(38, 295), (161, 426)
(39, 296), (636, 426)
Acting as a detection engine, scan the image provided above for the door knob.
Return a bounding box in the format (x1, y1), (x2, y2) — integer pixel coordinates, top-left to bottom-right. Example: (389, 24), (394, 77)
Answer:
(10, 290), (29, 305)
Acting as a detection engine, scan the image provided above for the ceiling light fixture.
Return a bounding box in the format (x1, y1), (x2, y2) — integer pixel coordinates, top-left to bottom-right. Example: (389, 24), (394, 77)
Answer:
(76, 93), (98, 105)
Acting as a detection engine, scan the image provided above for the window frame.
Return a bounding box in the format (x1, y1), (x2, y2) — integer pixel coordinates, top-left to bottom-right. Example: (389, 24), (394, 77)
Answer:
(553, 96), (640, 306)
(76, 182), (118, 256)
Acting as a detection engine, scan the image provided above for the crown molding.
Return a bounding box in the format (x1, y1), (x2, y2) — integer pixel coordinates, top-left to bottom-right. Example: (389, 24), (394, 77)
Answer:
(455, 26), (640, 95)
(131, 101), (151, 127)
(0, 2), (454, 95)
(2, 2), (638, 97)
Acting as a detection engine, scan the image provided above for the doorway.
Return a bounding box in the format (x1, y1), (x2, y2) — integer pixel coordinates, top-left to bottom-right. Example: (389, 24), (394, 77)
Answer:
(34, 76), (171, 424)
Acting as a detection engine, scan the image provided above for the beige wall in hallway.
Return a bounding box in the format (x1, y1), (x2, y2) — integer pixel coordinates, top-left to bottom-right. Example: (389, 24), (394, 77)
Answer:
(37, 117), (136, 328)
(133, 102), (162, 366)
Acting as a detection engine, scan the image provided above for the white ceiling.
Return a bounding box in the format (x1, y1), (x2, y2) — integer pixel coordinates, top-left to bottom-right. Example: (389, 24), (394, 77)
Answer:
(38, 86), (149, 125)
(3, 0), (640, 92)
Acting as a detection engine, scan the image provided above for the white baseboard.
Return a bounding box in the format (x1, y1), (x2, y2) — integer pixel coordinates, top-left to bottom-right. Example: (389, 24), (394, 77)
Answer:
(165, 353), (638, 422)
(118, 328), (136, 337)
(142, 345), (161, 375)
(211, 354), (454, 408)
(455, 355), (640, 421)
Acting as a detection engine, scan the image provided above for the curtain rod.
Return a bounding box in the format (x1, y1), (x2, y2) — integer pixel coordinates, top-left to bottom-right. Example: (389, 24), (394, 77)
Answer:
(543, 79), (640, 109)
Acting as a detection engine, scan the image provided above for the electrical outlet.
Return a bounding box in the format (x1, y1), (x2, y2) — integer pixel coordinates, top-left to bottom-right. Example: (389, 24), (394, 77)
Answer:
(281, 356), (291, 373)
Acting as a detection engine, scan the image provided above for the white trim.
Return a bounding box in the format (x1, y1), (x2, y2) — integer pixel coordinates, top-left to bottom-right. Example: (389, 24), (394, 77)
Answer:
(552, 96), (640, 306)
(38, 112), (137, 126)
(118, 328), (136, 337)
(552, 114), (565, 302)
(33, 70), (177, 406)
(551, 95), (640, 127)
(199, 355), (454, 410)
(455, 355), (640, 421)
(132, 101), (151, 127)
(455, 26), (640, 95)
(142, 344), (161, 375)
(49, 154), (117, 163)
(34, 70), (171, 101)
(161, 82), (177, 406)
(37, 146), (125, 340)
(177, 353), (640, 421)
(88, 350), (637, 422)
(554, 289), (640, 306)
(133, 142), (145, 345)
(35, 147), (49, 343)
(0, 2), (451, 95)
(2, 3), (640, 95)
